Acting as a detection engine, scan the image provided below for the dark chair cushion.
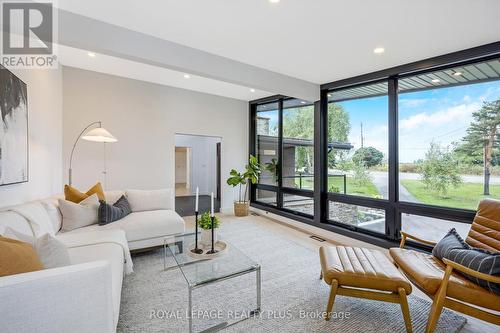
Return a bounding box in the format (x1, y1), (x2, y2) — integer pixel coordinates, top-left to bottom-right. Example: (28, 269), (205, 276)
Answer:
(433, 228), (500, 295)
(98, 195), (132, 225)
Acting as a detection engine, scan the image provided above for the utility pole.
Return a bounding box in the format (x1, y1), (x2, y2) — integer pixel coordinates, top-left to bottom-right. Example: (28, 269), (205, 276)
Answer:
(360, 122), (364, 148)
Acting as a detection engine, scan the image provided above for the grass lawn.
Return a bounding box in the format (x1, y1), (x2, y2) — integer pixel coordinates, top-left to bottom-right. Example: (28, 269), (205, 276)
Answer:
(295, 176), (380, 198)
(401, 179), (500, 210)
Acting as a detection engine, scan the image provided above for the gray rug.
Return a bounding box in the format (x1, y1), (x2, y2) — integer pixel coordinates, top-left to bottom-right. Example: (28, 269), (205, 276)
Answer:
(118, 219), (467, 333)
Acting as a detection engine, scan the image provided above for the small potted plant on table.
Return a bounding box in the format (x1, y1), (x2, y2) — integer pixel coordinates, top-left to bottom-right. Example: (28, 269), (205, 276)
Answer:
(226, 155), (261, 217)
(198, 212), (221, 247)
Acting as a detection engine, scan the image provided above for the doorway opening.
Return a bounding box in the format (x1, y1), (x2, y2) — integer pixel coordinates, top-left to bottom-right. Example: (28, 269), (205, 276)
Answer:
(174, 134), (222, 216)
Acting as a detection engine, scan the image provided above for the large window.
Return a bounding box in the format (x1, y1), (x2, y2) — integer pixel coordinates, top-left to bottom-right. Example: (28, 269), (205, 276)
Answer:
(256, 102), (279, 186)
(253, 98), (315, 217)
(282, 99), (315, 190)
(399, 62), (500, 211)
(250, 48), (500, 248)
(328, 201), (385, 234)
(327, 82), (388, 199)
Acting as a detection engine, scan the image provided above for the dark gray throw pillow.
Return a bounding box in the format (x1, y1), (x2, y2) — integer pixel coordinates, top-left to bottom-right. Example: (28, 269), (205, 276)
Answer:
(432, 228), (470, 259)
(433, 228), (500, 295)
(98, 195), (132, 225)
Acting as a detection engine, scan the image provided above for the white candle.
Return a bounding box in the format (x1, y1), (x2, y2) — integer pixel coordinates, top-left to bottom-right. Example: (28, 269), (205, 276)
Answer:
(195, 187), (199, 212)
(211, 192), (214, 217)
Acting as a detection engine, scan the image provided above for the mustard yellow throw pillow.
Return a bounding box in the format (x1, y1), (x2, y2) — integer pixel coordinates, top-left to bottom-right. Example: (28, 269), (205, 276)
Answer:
(0, 236), (44, 277)
(64, 182), (105, 203)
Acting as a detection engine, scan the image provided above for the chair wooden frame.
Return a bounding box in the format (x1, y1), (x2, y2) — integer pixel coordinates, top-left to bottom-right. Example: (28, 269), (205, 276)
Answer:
(398, 232), (500, 333)
(320, 273), (413, 333)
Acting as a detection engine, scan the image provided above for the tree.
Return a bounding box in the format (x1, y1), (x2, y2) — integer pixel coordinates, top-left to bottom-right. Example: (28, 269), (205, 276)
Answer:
(458, 100), (500, 195)
(418, 142), (462, 197)
(280, 102), (350, 171)
(352, 147), (384, 168)
(282, 106), (314, 172)
(327, 103), (350, 168)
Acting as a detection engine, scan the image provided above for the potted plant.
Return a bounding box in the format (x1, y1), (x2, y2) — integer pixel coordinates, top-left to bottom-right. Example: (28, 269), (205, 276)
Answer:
(227, 155), (261, 216)
(198, 212), (221, 247)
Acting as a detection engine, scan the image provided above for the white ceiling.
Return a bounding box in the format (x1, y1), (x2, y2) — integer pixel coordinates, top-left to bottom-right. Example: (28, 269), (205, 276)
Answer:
(55, 0), (500, 98)
(58, 46), (271, 101)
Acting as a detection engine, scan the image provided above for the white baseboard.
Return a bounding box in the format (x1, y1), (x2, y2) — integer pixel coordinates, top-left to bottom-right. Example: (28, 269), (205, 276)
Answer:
(249, 206), (383, 251)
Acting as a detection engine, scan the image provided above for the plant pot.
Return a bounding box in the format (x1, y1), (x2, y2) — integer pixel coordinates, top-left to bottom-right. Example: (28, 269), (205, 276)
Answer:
(200, 228), (218, 247)
(234, 201), (249, 217)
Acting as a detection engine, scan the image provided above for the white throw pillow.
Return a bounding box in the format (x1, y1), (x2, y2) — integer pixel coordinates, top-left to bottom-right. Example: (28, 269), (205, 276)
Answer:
(126, 189), (173, 212)
(35, 233), (71, 268)
(58, 194), (100, 232)
(4, 227), (70, 268)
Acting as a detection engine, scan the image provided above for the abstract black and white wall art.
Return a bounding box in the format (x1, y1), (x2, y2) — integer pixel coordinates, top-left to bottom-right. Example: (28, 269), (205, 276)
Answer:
(0, 65), (28, 185)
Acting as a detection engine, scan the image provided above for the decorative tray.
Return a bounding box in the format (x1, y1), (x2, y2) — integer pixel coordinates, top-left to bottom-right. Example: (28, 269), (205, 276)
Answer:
(186, 241), (229, 259)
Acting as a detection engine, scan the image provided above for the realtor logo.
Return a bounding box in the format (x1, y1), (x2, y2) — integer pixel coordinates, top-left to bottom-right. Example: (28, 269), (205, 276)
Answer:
(1, 1), (58, 68)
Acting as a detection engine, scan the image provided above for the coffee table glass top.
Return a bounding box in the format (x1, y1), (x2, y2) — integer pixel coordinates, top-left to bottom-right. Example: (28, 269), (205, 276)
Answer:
(165, 233), (259, 287)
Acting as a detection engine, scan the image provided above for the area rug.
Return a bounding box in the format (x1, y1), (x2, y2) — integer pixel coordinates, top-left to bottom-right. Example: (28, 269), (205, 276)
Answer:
(118, 218), (467, 333)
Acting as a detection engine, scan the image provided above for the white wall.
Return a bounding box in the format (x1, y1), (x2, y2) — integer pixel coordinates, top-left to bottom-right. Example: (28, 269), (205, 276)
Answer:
(0, 68), (63, 207)
(175, 134), (221, 196)
(62, 67), (248, 211)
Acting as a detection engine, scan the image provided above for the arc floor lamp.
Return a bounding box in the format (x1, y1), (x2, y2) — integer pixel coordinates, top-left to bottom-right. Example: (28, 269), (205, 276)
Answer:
(68, 121), (117, 186)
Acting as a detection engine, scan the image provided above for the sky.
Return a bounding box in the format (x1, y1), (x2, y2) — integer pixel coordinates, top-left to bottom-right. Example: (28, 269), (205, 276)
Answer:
(256, 80), (500, 163)
(338, 80), (500, 163)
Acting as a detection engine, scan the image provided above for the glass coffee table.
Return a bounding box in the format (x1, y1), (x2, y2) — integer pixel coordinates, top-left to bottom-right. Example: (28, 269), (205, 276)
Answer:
(164, 233), (261, 333)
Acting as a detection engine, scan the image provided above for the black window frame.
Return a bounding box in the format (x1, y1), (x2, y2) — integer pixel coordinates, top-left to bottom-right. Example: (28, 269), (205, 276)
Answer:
(251, 95), (316, 220)
(249, 41), (500, 250)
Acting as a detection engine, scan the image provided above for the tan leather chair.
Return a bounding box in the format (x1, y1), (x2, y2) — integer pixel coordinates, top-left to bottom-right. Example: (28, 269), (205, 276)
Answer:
(390, 199), (500, 333)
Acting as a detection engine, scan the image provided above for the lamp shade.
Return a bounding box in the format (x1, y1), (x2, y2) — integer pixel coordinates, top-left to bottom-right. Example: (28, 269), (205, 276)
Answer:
(81, 127), (117, 143)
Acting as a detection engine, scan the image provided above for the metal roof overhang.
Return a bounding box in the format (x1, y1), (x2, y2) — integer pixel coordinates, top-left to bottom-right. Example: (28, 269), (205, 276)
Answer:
(328, 58), (500, 103)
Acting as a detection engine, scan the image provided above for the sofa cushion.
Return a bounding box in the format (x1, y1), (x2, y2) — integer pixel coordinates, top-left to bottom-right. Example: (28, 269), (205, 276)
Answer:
(0, 236), (44, 276)
(0, 211), (34, 239)
(59, 194), (100, 232)
(104, 191), (125, 205)
(126, 189), (174, 212)
(67, 210), (185, 243)
(390, 247), (500, 311)
(40, 199), (63, 234)
(65, 183), (105, 203)
(68, 242), (124, 326)
(4, 202), (55, 237)
(98, 196), (132, 225)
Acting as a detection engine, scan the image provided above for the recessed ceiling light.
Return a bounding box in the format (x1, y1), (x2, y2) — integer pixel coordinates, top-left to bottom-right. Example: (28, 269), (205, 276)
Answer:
(328, 94), (332, 97)
(250, 88), (256, 93)
(431, 79), (440, 83)
(183, 74), (191, 79)
(453, 71), (462, 76)
(300, 101), (306, 104)
(269, 0), (280, 3)
(87, 52), (96, 58)
(373, 47), (385, 54)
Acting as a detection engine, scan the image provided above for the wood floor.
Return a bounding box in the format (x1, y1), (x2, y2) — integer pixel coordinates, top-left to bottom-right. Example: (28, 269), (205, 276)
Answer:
(183, 213), (498, 333)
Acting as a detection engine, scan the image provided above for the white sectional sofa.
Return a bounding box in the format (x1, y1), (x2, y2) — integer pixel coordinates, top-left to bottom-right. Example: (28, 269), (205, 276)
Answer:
(0, 189), (185, 333)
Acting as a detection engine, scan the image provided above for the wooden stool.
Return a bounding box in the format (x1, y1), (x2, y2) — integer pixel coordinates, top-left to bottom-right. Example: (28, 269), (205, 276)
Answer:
(319, 246), (413, 333)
